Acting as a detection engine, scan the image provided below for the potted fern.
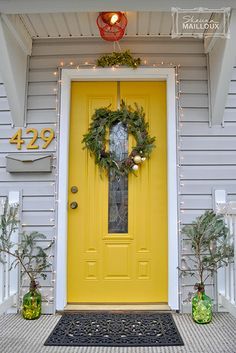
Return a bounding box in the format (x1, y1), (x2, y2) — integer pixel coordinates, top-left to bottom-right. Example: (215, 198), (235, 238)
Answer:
(180, 211), (233, 324)
(0, 199), (53, 319)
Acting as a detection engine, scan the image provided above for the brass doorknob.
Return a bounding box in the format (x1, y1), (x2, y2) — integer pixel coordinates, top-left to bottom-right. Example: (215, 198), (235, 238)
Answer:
(70, 201), (78, 209)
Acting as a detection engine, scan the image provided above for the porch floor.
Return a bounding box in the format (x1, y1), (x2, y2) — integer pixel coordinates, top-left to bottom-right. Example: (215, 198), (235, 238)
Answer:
(0, 313), (236, 353)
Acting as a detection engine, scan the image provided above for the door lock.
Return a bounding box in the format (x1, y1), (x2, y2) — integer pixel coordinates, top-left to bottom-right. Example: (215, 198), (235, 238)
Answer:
(70, 201), (78, 209)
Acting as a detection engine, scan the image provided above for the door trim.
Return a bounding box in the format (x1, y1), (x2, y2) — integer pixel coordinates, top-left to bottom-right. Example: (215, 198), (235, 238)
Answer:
(56, 68), (178, 311)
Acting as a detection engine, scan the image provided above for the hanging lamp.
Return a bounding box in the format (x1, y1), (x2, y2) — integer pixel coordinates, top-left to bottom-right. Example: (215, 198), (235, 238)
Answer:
(97, 12), (127, 42)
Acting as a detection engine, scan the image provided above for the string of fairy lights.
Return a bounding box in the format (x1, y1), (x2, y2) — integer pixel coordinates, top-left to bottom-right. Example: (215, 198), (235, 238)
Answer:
(20, 58), (187, 310)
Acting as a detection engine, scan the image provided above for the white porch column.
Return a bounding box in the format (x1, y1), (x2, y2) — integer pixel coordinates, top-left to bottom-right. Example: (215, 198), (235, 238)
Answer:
(0, 15), (32, 127)
(207, 10), (236, 126)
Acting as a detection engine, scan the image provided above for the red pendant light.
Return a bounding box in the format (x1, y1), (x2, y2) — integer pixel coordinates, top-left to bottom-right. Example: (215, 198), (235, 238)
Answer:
(97, 12), (127, 42)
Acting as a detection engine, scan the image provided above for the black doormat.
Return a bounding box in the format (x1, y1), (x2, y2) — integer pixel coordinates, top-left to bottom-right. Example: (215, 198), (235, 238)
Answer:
(44, 312), (184, 347)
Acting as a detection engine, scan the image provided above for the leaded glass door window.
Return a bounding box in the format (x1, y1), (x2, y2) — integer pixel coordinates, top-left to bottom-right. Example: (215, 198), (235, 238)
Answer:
(108, 122), (128, 233)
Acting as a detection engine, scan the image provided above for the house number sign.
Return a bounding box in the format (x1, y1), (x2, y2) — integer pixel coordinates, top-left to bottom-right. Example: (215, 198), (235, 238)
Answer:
(9, 128), (55, 150)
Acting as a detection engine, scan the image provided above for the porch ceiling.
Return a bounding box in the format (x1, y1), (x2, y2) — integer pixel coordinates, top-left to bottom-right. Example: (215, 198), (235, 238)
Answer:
(19, 12), (173, 38)
(16, 11), (213, 39)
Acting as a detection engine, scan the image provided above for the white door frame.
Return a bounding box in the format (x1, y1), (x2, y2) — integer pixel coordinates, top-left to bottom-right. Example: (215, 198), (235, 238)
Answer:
(56, 67), (179, 311)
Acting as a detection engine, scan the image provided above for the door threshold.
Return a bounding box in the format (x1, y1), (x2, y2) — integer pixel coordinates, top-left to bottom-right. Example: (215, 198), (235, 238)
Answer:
(64, 304), (171, 311)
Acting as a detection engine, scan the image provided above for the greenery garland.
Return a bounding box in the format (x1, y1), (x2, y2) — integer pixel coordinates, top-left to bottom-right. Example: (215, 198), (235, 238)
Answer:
(82, 101), (156, 178)
(96, 50), (141, 69)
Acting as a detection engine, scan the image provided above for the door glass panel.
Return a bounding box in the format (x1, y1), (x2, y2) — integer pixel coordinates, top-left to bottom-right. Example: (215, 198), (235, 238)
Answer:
(108, 122), (128, 233)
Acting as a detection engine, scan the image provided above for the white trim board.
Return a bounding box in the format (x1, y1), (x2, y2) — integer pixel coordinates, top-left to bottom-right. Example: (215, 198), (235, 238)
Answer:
(57, 67), (178, 311)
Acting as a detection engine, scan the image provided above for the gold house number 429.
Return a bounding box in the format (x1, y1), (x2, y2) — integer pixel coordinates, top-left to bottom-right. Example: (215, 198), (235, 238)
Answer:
(9, 128), (55, 150)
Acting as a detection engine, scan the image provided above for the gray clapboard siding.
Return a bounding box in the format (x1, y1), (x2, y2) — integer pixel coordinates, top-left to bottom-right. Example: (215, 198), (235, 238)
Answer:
(224, 110), (236, 122)
(180, 195), (213, 209)
(0, 111), (13, 125)
(28, 82), (57, 96)
(181, 137), (236, 150)
(232, 68), (236, 80)
(0, 182), (55, 196)
(181, 151), (236, 165)
(0, 85), (12, 127)
(181, 123), (236, 136)
(29, 69), (59, 82)
(180, 180), (236, 195)
(28, 95), (57, 110)
(180, 194), (236, 208)
(22, 211), (55, 226)
(229, 81), (236, 93)
(22, 196), (55, 211)
(0, 84), (6, 97)
(21, 226), (55, 239)
(181, 166), (236, 180)
(2, 37), (236, 312)
(29, 54), (207, 69)
(180, 94), (208, 108)
(0, 97), (10, 110)
(181, 108), (209, 122)
(0, 155), (5, 167)
(226, 95), (236, 108)
(27, 110), (58, 124)
(179, 67), (207, 80)
(0, 170), (56, 182)
(181, 210), (206, 225)
(181, 81), (208, 94)
(32, 38), (205, 56)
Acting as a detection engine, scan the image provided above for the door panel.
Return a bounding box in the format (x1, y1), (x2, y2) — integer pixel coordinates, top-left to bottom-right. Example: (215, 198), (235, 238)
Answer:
(120, 82), (168, 302)
(67, 81), (167, 303)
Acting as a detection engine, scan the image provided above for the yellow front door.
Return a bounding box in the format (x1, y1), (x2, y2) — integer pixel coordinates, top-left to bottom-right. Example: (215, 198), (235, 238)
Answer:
(67, 81), (167, 303)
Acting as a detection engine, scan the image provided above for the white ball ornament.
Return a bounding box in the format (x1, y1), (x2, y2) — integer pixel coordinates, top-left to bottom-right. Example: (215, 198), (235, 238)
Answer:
(133, 155), (142, 164)
(141, 157), (146, 162)
(132, 164), (139, 171)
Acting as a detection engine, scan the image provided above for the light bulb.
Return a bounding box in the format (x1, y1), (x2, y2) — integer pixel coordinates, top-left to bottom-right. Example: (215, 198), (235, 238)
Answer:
(110, 14), (119, 24)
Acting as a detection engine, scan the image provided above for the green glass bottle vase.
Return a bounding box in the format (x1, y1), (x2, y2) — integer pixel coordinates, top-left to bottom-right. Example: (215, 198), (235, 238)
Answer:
(22, 280), (42, 320)
(192, 288), (212, 324)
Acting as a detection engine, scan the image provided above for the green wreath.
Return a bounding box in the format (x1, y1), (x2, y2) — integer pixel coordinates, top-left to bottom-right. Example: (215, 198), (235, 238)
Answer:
(82, 101), (156, 178)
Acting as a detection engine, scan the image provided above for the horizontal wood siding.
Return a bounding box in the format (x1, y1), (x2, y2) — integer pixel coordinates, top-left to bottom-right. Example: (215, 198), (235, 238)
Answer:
(1, 37), (235, 313)
(0, 58), (56, 311)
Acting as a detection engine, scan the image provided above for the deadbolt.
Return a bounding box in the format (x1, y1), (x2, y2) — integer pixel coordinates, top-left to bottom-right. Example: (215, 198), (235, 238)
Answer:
(70, 201), (78, 209)
(71, 186), (78, 193)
